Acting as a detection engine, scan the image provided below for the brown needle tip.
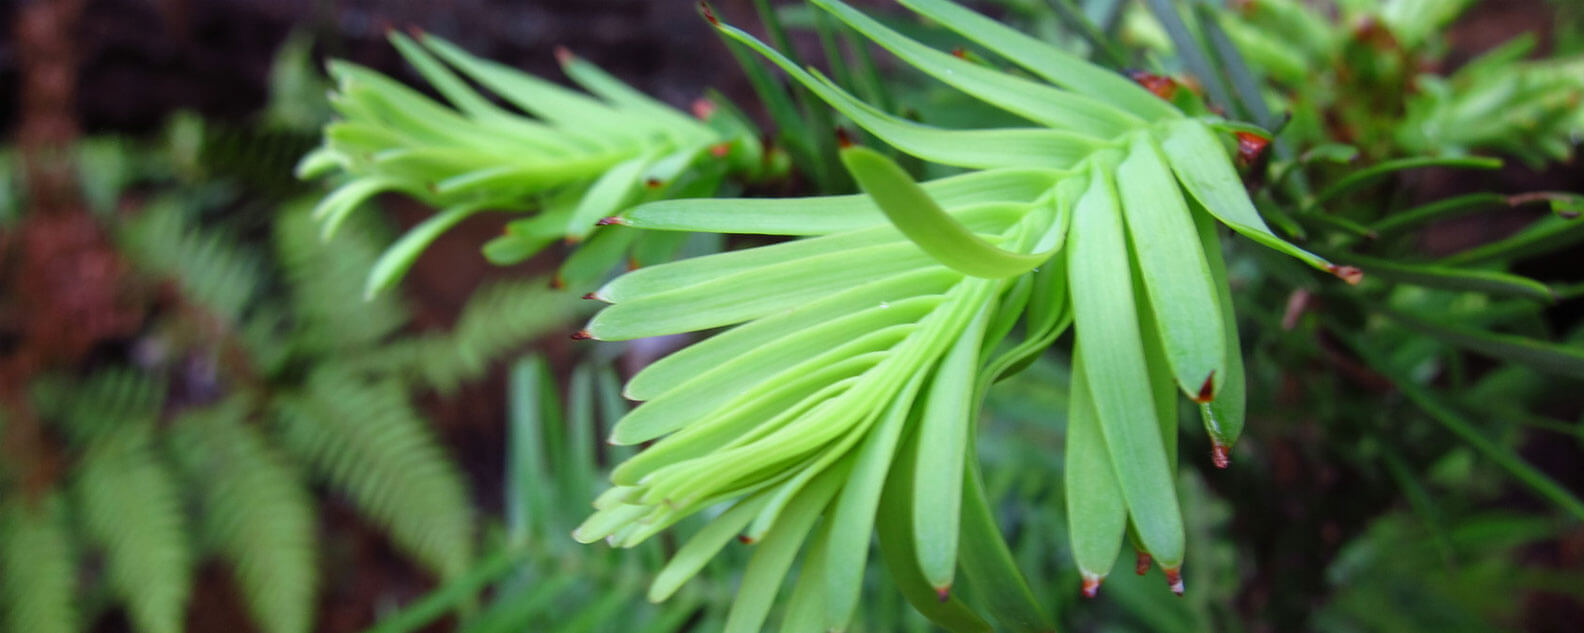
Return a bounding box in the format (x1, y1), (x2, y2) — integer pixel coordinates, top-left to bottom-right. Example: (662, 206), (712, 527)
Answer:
(1165, 568), (1185, 596)
(934, 586), (951, 602)
(596, 216), (628, 226)
(570, 330), (594, 341)
(1211, 441), (1232, 468)
(1080, 575), (1102, 599)
(1326, 264), (1364, 285)
(1135, 551), (1153, 576)
(699, 1), (719, 25)
(1193, 372), (1217, 404)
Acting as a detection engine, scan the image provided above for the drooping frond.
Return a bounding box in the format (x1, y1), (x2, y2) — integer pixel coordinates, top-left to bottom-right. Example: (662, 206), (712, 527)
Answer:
(169, 398), (318, 633)
(72, 427), (193, 633)
(271, 367), (473, 580)
(0, 496), (79, 633)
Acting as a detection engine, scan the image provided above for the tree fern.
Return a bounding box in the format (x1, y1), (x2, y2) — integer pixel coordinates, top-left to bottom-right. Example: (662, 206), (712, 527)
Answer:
(272, 367), (474, 580)
(169, 398), (318, 633)
(0, 496), (78, 633)
(72, 427), (193, 633)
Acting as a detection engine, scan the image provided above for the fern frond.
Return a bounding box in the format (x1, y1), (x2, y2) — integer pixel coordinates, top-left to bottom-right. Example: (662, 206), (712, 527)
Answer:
(119, 197), (264, 323)
(73, 427), (193, 633)
(0, 495), (79, 633)
(30, 367), (164, 446)
(273, 198), (406, 354)
(170, 398), (318, 633)
(271, 367), (473, 580)
(378, 278), (585, 395)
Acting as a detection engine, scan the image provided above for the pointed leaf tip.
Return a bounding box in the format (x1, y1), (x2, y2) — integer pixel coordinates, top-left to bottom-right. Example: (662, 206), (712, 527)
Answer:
(1235, 131), (1270, 165)
(835, 126), (854, 148)
(1327, 265), (1364, 285)
(554, 45), (574, 65)
(571, 330), (594, 340)
(934, 586), (951, 602)
(1211, 441), (1231, 469)
(1128, 70), (1179, 100)
(737, 534), (753, 544)
(1193, 371), (1217, 404)
(596, 216), (628, 226)
(1081, 575), (1103, 598)
(1165, 567), (1185, 596)
(699, 1), (719, 26)
(1135, 551), (1152, 575)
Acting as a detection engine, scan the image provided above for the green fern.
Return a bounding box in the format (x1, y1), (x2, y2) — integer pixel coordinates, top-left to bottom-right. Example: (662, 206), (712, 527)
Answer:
(169, 398), (318, 633)
(273, 368), (474, 580)
(72, 427), (193, 633)
(119, 196), (265, 324)
(0, 496), (78, 633)
(274, 199), (407, 354)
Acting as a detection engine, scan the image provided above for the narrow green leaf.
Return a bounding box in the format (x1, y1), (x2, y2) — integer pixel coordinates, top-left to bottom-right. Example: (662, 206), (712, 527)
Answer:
(1383, 308), (1584, 380)
(958, 449), (1053, 631)
(1143, 0), (1235, 113)
(1370, 193), (1507, 237)
(1064, 353), (1127, 594)
(1192, 206), (1246, 457)
(811, 0), (1141, 137)
(366, 204), (485, 299)
(1313, 156), (1503, 205)
(912, 306), (991, 592)
(713, 20), (1101, 170)
(722, 465), (845, 633)
(1337, 331), (1584, 520)
(897, 0), (1178, 121)
(1320, 250), (1553, 302)
(1439, 214), (1584, 266)
(824, 372), (928, 631)
(1117, 133), (1227, 401)
(648, 494), (772, 602)
(619, 168), (1060, 235)
(1066, 163), (1185, 569)
(585, 241), (939, 340)
(1157, 119), (1336, 274)
(876, 428), (992, 633)
(622, 267), (955, 400)
(842, 146), (1051, 278)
